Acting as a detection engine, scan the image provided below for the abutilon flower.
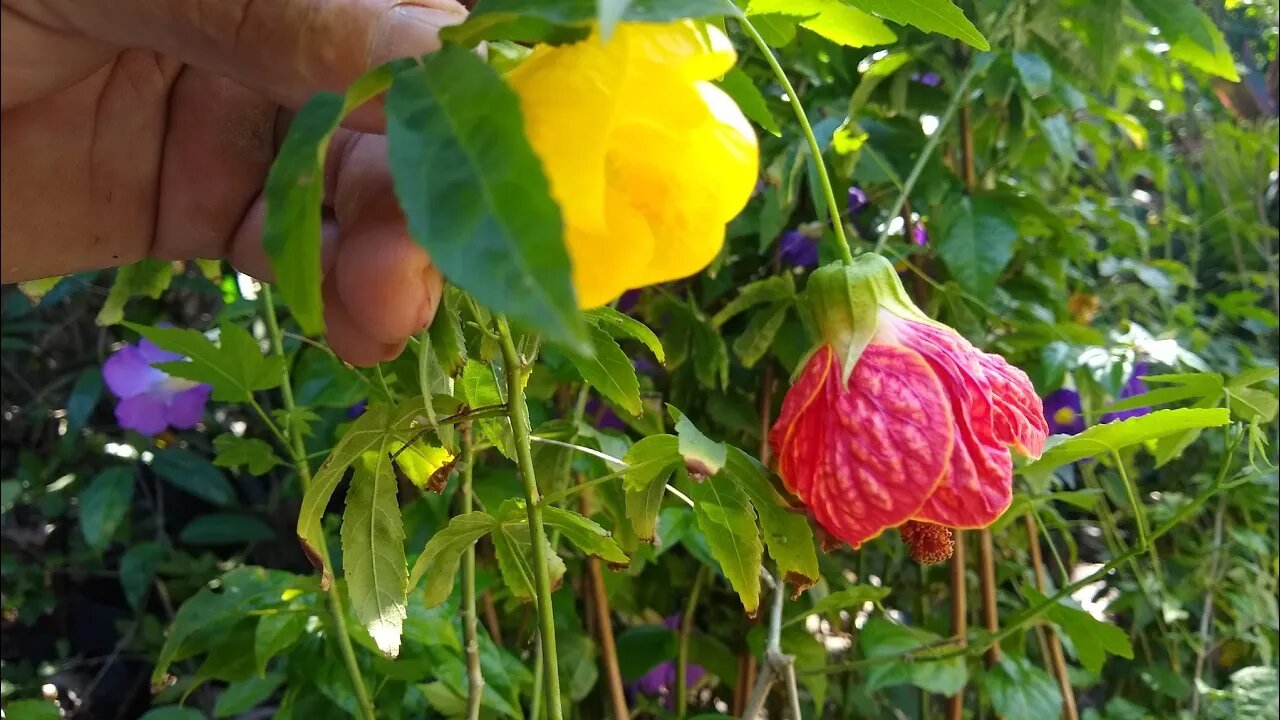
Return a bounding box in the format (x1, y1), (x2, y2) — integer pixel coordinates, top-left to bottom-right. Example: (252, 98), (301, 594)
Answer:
(769, 255), (1048, 562)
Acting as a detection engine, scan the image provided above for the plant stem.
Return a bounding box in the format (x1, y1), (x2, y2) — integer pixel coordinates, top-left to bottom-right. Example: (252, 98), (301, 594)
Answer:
(946, 530), (968, 720)
(677, 565), (710, 718)
(460, 425), (485, 720)
(259, 283), (377, 720)
(494, 315), (563, 720)
(1024, 514), (1078, 720)
(583, 488), (629, 720)
(737, 15), (853, 265)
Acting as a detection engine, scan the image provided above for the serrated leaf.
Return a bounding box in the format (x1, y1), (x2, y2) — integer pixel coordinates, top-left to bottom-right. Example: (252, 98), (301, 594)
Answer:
(213, 434), (281, 476)
(672, 408), (727, 476)
(429, 286), (468, 377)
(1130, 0), (1240, 81)
(1023, 587), (1132, 672)
(1228, 387), (1279, 423)
(717, 67), (780, 137)
(1020, 408), (1231, 474)
(984, 655), (1063, 720)
(385, 46), (586, 352)
(936, 194), (1018, 297)
(724, 447), (818, 590)
(732, 302), (791, 368)
(150, 448), (236, 506)
(846, 0), (988, 50)
(408, 511), (497, 607)
(96, 259), (174, 326)
(341, 450), (408, 657)
(688, 469), (763, 614)
(542, 505), (629, 565)
(861, 618), (967, 695)
(264, 65), (395, 334)
(461, 360), (514, 457)
(297, 405), (393, 585)
(586, 306), (665, 363)
(127, 322), (282, 403)
(711, 274), (795, 328)
(569, 323), (642, 416)
(492, 510), (566, 601)
(80, 466), (133, 551)
(748, 0), (897, 48)
(1100, 372), (1224, 414)
(254, 611), (308, 676)
(622, 435), (682, 541)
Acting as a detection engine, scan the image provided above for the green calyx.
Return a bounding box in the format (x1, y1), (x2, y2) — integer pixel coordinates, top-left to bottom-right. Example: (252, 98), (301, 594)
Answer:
(804, 253), (936, 382)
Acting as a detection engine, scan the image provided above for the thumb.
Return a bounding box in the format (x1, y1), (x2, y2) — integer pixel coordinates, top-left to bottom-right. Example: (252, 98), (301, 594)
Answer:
(45, 0), (467, 122)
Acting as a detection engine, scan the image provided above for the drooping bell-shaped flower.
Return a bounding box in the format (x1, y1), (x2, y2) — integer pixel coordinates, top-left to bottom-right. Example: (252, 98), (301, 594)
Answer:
(769, 255), (1047, 562)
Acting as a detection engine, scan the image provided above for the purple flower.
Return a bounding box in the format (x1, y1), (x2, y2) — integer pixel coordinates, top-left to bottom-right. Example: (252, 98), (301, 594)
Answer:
(617, 289), (642, 315)
(753, 178), (766, 197)
(104, 338), (211, 436)
(346, 400), (368, 419)
(779, 229), (819, 269)
(586, 396), (626, 432)
(913, 71), (941, 87)
(1043, 388), (1085, 435)
(628, 615), (705, 709)
(848, 186), (869, 216)
(633, 357), (660, 377)
(1100, 363), (1151, 424)
(911, 224), (928, 246)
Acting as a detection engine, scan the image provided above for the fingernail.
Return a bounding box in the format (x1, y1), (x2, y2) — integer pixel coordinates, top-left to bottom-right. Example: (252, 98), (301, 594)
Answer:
(369, 2), (468, 66)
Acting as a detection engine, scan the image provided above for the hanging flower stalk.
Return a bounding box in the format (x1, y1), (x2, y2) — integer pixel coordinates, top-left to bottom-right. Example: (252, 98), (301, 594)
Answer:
(769, 254), (1049, 563)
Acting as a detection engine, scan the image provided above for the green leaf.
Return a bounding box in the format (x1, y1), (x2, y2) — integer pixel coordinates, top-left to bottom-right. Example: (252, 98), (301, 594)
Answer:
(1100, 372), (1224, 414)
(1012, 52), (1053, 98)
(120, 541), (164, 612)
(717, 67), (780, 137)
(1229, 666), (1279, 718)
(615, 625), (678, 681)
(711, 274), (795, 328)
(542, 505), (629, 566)
(264, 65), (395, 334)
(180, 513), (275, 545)
(1227, 367), (1278, 389)
(446, 0), (740, 45)
(861, 618), (967, 695)
(80, 467), (133, 551)
(1022, 587), (1132, 673)
(150, 448), (236, 506)
(152, 567), (308, 682)
(213, 434), (281, 475)
(791, 585), (890, 625)
(214, 673), (285, 718)
(1130, 0), (1240, 81)
(1228, 387), (1279, 423)
(297, 405), (394, 586)
(1036, 113), (1076, 165)
(429, 286), (468, 377)
(0, 479), (21, 515)
(1020, 408), (1231, 474)
(585, 306), (665, 363)
(127, 322), (283, 403)
(672, 408), (728, 476)
(493, 520), (566, 602)
(724, 448), (819, 590)
(408, 511), (497, 606)
(622, 435), (682, 542)
(846, 0), (988, 50)
(96, 259), (174, 326)
(748, 0), (897, 48)
(139, 707), (205, 720)
(936, 194), (1018, 297)
(569, 323), (643, 416)
(385, 47), (586, 352)
(2, 700), (61, 720)
(688, 468), (763, 614)
(732, 302), (791, 368)
(461, 360), (514, 457)
(342, 450), (408, 657)
(984, 655), (1063, 720)
(255, 611), (308, 676)
(66, 368), (103, 432)
(848, 51), (913, 116)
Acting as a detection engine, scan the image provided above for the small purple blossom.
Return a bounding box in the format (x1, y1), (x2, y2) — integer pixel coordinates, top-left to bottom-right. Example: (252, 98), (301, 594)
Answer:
(779, 229), (819, 269)
(848, 186), (869, 216)
(628, 615), (705, 710)
(753, 178), (766, 197)
(913, 71), (942, 87)
(346, 400), (368, 419)
(633, 357), (660, 377)
(103, 338), (211, 436)
(586, 396), (626, 432)
(1043, 388), (1085, 435)
(617, 289), (642, 315)
(912, 224), (929, 246)
(1100, 362), (1151, 424)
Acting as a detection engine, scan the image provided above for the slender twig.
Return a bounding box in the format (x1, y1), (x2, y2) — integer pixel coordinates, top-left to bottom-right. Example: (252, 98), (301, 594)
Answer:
(736, 15), (853, 264)
(741, 573), (801, 719)
(584, 490), (629, 720)
(1190, 497), (1228, 717)
(459, 425), (484, 720)
(677, 566), (710, 717)
(978, 529), (1001, 671)
(946, 531), (968, 720)
(260, 283), (376, 720)
(494, 315), (564, 720)
(1024, 514), (1078, 720)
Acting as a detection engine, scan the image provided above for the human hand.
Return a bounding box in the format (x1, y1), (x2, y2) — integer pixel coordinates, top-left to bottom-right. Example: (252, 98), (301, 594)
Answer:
(0, 0), (467, 365)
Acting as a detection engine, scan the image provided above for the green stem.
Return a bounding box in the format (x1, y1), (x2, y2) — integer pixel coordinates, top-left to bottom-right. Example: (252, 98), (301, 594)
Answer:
(494, 315), (563, 720)
(676, 566), (710, 718)
(259, 283), (377, 720)
(737, 15), (853, 265)
(460, 426), (484, 720)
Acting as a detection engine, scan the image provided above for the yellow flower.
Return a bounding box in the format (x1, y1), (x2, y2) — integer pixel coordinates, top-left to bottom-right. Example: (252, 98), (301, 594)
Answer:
(508, 21), (759, 308)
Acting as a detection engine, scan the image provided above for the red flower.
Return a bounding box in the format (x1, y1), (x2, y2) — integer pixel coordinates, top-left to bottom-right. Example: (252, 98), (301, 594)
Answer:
(768, 255), (1047, 561)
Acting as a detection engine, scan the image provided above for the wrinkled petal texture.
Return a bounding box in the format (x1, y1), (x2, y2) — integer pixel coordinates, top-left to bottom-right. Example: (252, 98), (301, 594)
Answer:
(769, 345), (953, 548)
(508, 21), (758, 308)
